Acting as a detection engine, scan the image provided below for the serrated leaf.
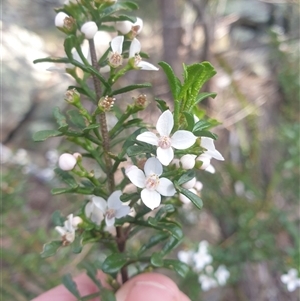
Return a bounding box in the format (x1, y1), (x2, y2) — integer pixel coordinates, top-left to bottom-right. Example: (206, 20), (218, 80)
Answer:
(151, 252), (164, 267)
(112, 83), (152, 95)
(155, 98), (170, 112)
(194, 130), (218, 140)
(67, 109), (86, 129)
(195, 92), (217, 104)
(33, 130), (62, 142)
(54, 168), (78, 188)
(177, 170), (195, 186)
(158, 61), (181, 99)
(102, 253), (131, 275)
(62, 274), (81, 298)
(175, 183), (203, 209)
(163, 259), (190, 278)
(138, 232), (168, 255)
(53, 107), (68, 131)
(40, 241), (61, 258)
(51, 210), (65, 227)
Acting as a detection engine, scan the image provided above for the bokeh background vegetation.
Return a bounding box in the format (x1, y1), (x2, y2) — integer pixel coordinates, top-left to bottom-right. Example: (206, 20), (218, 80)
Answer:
(2, 0), (299, 300)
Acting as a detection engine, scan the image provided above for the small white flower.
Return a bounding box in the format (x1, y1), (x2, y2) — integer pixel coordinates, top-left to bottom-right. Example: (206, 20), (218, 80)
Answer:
(200, 137), (224, 161)
(85, 201), (104, 225)
(81, 21), (98, 39)
(137, 110), (197, 166)
(215, 265), (230, 286)
(180, 154), (196, 169)
(178, 249), (194, 265)
(194, 181), (203, 192)
(58, 153), (77, 171)
(108, 36), (124, 68)
(199, 274), (218, 291)
(129, 38), (159, 71)
(126, 157), (176, 210)
(281, 268), (300, 292)
(55, 12), (69, 28)
(92, 191), (130, 227)
(193, 240), (213, 272)
(182, 177), (196, 189)
(55, 214), (81, 244)
(115, 17), (143, 35)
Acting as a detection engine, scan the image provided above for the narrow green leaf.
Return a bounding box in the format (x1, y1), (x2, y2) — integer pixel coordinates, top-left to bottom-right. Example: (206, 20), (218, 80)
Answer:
(83, 124), (100, 133)
(112, 83), (152, 95)
(51, 210), (65, 227)
(99, 289), (117, 301)
(100, 15), (137, 23)
(193, 120), (212, 132)
(151, 252), (164, 267)
(71, 235), (83, 254)
(163, 259), (190, 278)
(33, 57), (70, 64)
(127, 144), (155, 157)
(195, 92), (217, 104)
(64, 36), (76, 59)
(53, 107), (68, 131)
(51, 186), (95, 195)
(138, 232), (169, 255)
(158, 61), (181, 99)
(62, 274), (81, 298)
(194, 130), (218, 140)
(177, 170), (195, 186)
(67, 109), (86, 129)
(175, 183), (203, 209)
(154, 204), (175, 221)
(40, 241), (61, 258)
(154, 98), (170, 112)
(159, 222), (183, 240)
(54, 168), (78, 188)
(33, 130), (62, 142)
(162, 236), (181, 256)
(102, 253), (131, 275)
(183, 112), (195, 131)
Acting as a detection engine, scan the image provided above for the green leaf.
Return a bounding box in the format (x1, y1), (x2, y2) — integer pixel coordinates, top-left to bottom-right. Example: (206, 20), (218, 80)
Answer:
(158, 61), (181, 99)
(33, 57), (70, 65)
(154, 98), (170, 112)
(160, 222), (183, 240)
(112, 83), (152, 95)
(177, 170), (195, 186)
(183, 112), (195, 131)
(51, 210), (65, 227)
(64, 35), (76, 59)
(51, 186), (95, 195)
(138, 232), (168, 255)
(127, 144), (155, 157)
(102, 253), (131, 275)
(99, 2), (138, 20)
(71, 235), (83, 254)
(194, 130), (218, 140)
(53, 107), (69, 132)
(99, 289), (116, 301)
(62, 274), (81, 298)
(67, 109), (86, 129)
(100, 15), (137, 23)
(175, 183), (203, 209)
(33, 130), (62, 142)
(151, 252), (164, 267)
(154, 204), (176, 221)
(163, 259), (190, 278)
(195, 92), (217, 104)
(162, 236), (181, 256)
(83, 124), (100, 133)
(54, 168), (78, 188)
(40, 241), (61, 258)
(193, 120), (212, 132)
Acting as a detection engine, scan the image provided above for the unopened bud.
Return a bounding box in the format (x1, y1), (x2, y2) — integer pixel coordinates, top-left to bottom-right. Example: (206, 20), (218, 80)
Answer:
(132, 17), (143, 36)
(73, 152), (82, 160)
(55, 12), (69, 28)
(71, 216), (83, 228)
(182, 177), (196, 189)
(134, 94), (148, 108)
(197, 154), (211, 170)
(58, 153), (77, 171)
(115, 17), (143, 38)
(65, 88), (80, 104)
(115, 20), (132, 35)
(81, 21), (98, 39)
(180, 154), (196, 169)
(98, 96), (115, 111)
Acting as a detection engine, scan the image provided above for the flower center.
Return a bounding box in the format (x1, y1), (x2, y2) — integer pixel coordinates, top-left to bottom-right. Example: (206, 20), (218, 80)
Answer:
(109, 52), (123, 68)
(145, 173), (160, 190)
(158, 136), (171, 149)
(134, 54), (142, 67)
(106, 208), (116, 219)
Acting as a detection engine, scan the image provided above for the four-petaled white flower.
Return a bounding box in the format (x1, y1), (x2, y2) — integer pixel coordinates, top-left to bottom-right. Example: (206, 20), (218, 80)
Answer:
(137, 110), (197, 166)
(199, 137), (224, 161)
(126, 157), (176, 210)
(198, 273), (218, 292)
(281, 268), (300, 292)
(129, 38), (159, 71)
(215, 265), (230, 286)
(193, 240), (213, 272)
(108, 36), (124, 68)
(91, 191), (130, 227)
(55, 214), (82, 245)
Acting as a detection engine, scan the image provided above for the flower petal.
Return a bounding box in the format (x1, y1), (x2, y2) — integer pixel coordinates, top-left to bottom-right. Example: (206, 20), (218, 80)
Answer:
(141, 189), (161, 210)
(136, 131), (158, 146)
(111, 35), (124, 54)
(129, 38), (141, 57)
(137, 61), (159, 71)
(156, 177), (176, 196)
(92, 196), (107, 212)
(157, 146), (174, 166)
(156, 110), (173, 136)
(105, 215), (115, 227)
(200, 137), (224, 161)
(171, 130), (196, 149)
(107, 190), (122, 209)
(126, 168), (146, 188)
(115, 205), (130, 218)
(144, 157), (163, 176)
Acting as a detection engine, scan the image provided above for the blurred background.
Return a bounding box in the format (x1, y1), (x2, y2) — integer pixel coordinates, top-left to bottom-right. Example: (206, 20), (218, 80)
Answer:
(2, 0), (300, 300)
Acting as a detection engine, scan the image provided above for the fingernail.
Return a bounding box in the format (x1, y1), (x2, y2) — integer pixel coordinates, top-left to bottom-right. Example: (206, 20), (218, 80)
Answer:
(124, 280), (178, 301)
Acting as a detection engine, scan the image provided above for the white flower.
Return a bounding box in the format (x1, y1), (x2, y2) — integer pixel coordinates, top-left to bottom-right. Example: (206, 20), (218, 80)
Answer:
(198, 274), (218, 291)
(85, 201), (104, 225)
(215, 265), (230, 286)
(108, 36), (124, 68)
(55, 214), (82, 244)
(126, 157), (176, 210)
(200, 137), (224, 161)
(55, 12), (69, 28)
(182, 177), (196, 189)
(193, 240), (213, 272)
(178, 249), (194, 265)
(115, 17), (143, 35)
(58, 153), (77, 171)
(91, 191), (130, 227)
(180, 154), (196, 169)
(81, 21), (98, 39)
(129, 38), (159, 71)
(137, 110), (197, 166)
(281, 269), (300, 292)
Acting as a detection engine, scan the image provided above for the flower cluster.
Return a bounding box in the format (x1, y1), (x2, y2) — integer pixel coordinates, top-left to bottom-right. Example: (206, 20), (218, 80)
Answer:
(178, 241), (230, 291)
(280, 269), (300, 292)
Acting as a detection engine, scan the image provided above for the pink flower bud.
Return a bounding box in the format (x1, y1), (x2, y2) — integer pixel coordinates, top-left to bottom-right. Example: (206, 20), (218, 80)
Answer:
(81, 21), (98, 39)
(58, 153), (77, 171)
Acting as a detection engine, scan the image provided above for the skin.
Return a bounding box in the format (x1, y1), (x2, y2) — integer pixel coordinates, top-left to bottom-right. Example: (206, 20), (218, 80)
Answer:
(31, 272), (190, 301)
